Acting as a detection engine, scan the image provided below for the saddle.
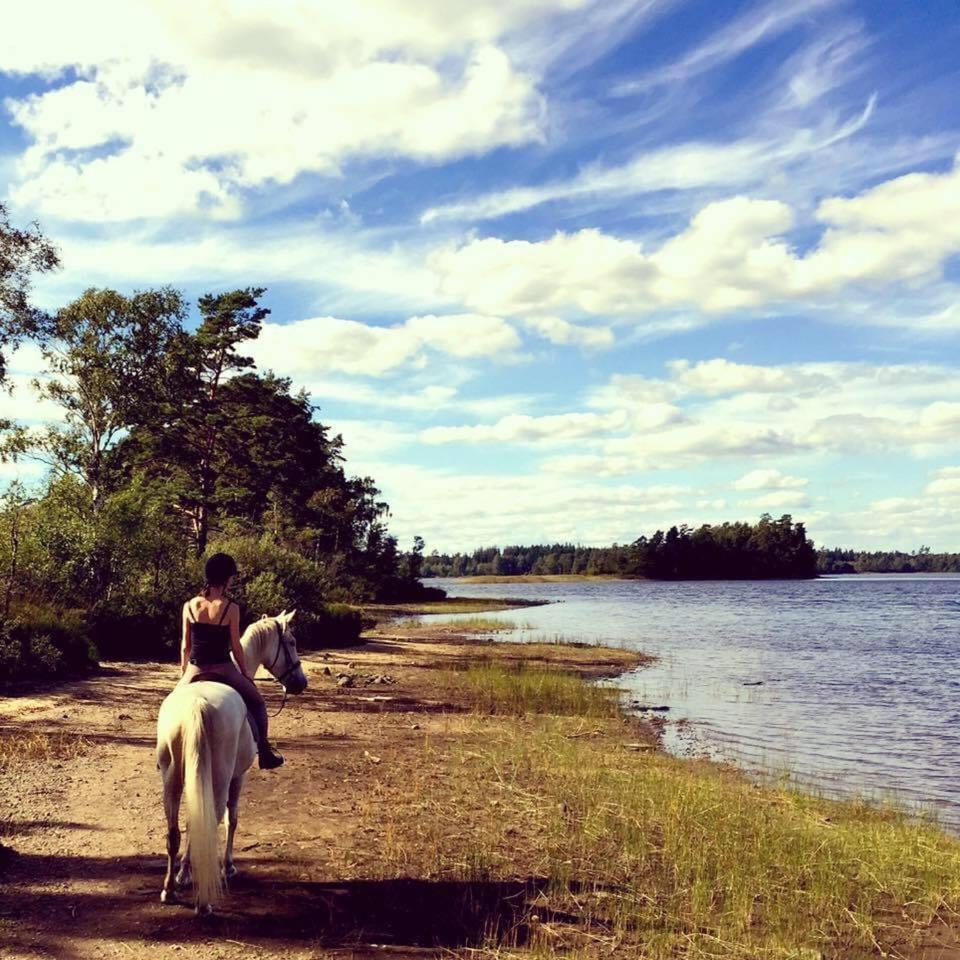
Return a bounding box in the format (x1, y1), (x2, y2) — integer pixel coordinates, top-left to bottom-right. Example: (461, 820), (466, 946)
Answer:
(187, 671), (259, 741)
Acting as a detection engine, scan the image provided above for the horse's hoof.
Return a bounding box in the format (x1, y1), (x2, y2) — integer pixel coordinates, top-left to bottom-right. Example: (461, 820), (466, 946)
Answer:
(160, 889), (175, 904)
(196, 903), (214, 918)
(224, 863), (237, 880)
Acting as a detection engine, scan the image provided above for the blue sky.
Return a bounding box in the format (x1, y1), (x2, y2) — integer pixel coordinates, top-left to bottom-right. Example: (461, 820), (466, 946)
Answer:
(2, 0), (960, 552)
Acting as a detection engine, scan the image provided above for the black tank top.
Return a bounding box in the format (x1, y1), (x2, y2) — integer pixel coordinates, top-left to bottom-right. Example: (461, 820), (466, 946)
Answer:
(187, 599), (234, 666)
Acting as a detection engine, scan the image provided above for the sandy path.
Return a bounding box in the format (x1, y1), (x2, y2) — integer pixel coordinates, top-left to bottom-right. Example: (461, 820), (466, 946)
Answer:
(0, 633), (505, 960)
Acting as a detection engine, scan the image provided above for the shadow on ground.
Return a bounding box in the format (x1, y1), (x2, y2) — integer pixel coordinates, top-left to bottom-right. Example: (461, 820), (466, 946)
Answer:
(1, 849), (577, 958)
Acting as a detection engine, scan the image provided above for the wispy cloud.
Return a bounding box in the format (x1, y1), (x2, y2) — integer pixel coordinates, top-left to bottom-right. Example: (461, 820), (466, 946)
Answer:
(420, 98), (876, 224)
(613, 0), (842, 96)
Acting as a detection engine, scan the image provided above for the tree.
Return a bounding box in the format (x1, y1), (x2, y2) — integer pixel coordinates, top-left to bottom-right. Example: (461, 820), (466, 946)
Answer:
(1, 482), (36, 616)
(15, 288), (187, 511)
(118, 288), (268, 554)
(0, 202), (59, 389)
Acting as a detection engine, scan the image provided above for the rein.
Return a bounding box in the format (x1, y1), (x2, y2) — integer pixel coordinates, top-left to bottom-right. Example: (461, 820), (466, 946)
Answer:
(256, 619), (302, 718)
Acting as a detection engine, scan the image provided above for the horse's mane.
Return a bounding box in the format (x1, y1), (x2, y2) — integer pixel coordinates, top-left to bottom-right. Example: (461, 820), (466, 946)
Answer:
(241, 616), (278, 660)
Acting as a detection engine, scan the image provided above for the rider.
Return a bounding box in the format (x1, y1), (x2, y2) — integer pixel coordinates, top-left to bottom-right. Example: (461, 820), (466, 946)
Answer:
(178, 552), (285, 770)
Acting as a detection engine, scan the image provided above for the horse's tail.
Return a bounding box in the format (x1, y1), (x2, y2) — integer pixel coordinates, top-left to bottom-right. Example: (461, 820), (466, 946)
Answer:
(182, 696), (222, 910)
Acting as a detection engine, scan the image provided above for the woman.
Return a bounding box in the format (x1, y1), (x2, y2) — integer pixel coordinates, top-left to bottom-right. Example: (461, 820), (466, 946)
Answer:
(178, 552), (285, 769)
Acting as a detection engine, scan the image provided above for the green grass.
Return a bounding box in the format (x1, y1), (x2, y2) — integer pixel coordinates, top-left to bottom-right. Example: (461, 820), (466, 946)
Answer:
(364, 666), (960, 958)
(438, 616), (518, 632)
(455, 662), (622, 718)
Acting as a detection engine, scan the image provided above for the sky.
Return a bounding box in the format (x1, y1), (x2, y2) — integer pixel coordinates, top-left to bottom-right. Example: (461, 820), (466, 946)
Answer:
(2, 0), (960, 553)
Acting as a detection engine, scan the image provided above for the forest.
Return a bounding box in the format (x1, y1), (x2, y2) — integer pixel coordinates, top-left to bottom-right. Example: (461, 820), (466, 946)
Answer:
(816, 547), (960, 574)
(0, 204), (432, 679)
(422, 515), (819, 580)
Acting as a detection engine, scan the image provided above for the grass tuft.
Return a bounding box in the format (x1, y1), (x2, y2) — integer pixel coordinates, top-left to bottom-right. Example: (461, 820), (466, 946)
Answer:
(456, 663), (622, 718)
(0, 728), (89, 769)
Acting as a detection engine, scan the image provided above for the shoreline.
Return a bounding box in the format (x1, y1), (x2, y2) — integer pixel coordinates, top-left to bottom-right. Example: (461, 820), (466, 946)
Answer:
(1, 601), (959, 957)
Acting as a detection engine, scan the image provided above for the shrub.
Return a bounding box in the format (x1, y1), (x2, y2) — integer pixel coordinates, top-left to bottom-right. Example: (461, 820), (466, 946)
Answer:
(0, 603), (97, 681)
(89, 611), (175, 662)
(296, 603), (364, 649)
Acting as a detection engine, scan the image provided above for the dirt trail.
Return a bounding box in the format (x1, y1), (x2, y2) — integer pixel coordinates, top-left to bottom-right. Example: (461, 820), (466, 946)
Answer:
(0, 632), (646, 960)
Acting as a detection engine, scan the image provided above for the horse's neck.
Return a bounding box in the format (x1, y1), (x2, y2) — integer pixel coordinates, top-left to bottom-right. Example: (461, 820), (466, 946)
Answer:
(238, 630), (265, 676)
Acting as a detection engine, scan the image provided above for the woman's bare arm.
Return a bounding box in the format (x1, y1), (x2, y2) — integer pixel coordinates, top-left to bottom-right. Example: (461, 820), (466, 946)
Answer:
(180, 601), (192, 675)
(229, 604), (248, 677)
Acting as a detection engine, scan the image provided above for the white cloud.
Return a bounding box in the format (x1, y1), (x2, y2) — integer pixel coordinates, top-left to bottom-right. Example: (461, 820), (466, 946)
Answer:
(668, 359), (830, 396)
(428, 157), (960, 326)
(421, 410), (631, 445)
(485, 358), (960, 479)
(742, 490), (811, 509)
(404, 314), (520, 358)
(522, 316), (614, 347)
(614, 0), (839, 95)
(246, 313), (521, 378)
(2, 1), (587, 220)
(733, 469), (808, 491)
(420, 99), (876, 224)
(353, 460), (692, 549)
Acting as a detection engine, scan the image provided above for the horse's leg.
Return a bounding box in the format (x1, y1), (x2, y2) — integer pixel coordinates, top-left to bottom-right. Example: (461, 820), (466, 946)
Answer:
(223, 774), (245, 881)
(160, 758), (182, 904)
(176, 841), (192, 888)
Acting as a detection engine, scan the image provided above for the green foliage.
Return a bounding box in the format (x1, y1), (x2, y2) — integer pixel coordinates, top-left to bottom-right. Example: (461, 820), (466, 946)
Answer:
(0, 603), (95, 681)
(7, 288), (187, 508)
(818, 545), (960, 573)
(421, 515), (819, 580)
(306, 602), (364, 649)
(0, 202), (59, 387)
(0, 282), (434, 674)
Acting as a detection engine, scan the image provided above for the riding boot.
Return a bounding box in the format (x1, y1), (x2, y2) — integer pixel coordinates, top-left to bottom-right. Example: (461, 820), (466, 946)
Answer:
(258, 741), (284, 769)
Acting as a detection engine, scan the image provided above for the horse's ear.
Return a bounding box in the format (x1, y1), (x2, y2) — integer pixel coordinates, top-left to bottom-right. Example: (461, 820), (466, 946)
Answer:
(286, 609), (297, 622)
(260, 613), (269, 620)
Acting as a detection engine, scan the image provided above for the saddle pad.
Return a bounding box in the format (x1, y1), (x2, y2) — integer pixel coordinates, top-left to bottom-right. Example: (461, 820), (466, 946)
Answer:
(187, 671), (232, 686)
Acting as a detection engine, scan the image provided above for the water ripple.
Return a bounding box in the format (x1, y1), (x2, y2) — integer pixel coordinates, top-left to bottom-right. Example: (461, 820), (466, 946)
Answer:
(431, 575), (960, 830)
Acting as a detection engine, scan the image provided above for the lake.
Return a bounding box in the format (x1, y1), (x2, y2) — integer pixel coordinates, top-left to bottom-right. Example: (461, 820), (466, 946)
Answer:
(429, 575), (960, 829)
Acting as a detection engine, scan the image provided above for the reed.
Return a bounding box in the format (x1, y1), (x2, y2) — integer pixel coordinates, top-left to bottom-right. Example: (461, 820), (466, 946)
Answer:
(365, 666), (960, 958)
(455, 662), (622, 718)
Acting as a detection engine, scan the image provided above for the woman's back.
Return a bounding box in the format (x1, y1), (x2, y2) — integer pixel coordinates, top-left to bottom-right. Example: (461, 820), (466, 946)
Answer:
(186, 595), (232, 626)
(185, 596), (234, 666)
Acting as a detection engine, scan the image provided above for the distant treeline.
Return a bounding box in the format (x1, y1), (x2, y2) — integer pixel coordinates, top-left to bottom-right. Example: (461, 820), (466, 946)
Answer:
(421, 515), (818, 580)
(817, 547), (960, 574)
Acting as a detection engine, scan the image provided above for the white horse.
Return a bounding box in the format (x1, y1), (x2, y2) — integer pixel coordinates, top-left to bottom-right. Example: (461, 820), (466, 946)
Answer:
(155, 610), (308, 913)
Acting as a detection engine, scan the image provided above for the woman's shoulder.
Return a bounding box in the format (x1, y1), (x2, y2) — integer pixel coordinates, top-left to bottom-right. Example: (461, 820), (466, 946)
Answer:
(183, 595), (203, 614)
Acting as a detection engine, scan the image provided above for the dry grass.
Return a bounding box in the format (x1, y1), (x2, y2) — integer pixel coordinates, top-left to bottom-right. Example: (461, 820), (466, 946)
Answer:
(362, 666), (960, 959)
(0, 728), (88, 769)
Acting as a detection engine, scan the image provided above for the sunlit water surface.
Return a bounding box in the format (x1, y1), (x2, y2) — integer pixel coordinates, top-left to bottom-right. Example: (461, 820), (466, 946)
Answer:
(428, 576), (960, 829)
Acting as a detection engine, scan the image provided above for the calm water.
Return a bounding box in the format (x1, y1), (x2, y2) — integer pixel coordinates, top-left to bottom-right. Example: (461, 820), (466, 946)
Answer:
(430, 575), (960, 828)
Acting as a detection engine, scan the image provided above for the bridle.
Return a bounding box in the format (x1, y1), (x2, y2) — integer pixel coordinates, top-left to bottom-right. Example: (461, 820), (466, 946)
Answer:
(260, 619), (303, 717)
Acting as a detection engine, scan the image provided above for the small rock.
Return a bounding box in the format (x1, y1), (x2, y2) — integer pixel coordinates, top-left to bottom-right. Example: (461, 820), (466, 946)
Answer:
(336, 675), (354, 688)
(363, 751), (382, 765)
(410, 723), (421, 730)
(322, 666), (332, 676)
(117, 713), (133, 720)
(625, 742), (655, 751)
(632, 703), (670, 712)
